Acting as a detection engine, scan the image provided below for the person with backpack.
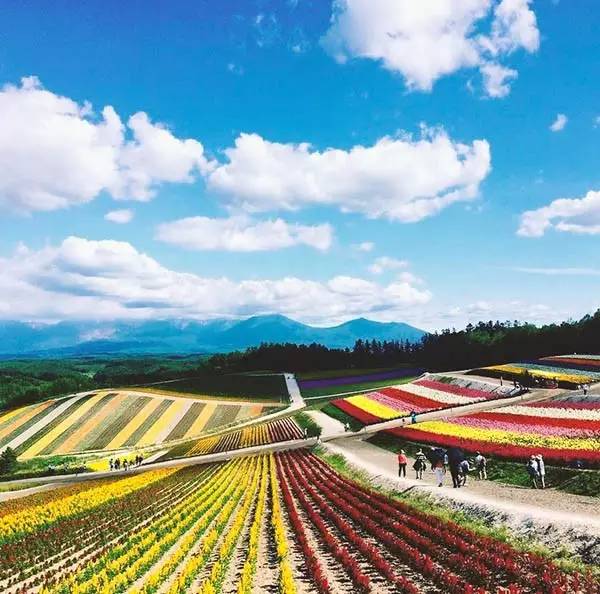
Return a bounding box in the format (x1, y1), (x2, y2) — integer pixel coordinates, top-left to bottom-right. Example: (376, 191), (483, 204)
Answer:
(397, 449), (408, 478)
(413, 450), (427, 480)
(475, 451), (487, 479)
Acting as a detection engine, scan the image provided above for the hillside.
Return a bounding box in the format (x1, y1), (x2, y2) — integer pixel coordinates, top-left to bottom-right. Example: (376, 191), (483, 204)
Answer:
(0, 315), (427, 356)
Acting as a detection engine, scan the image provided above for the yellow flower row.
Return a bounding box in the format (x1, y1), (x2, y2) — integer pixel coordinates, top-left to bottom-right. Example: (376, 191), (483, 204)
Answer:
(0, 468), (175, 543)
(148, 458), (258, 594)
(237, 458), (269, 594)
(43, 461), (237, 594)
(346, 395), (400, 420)
(269, 454), (297, 594)
(408, 420), (600, 451)
(485, 364), (594, 385)
(198, 456), (266, 594)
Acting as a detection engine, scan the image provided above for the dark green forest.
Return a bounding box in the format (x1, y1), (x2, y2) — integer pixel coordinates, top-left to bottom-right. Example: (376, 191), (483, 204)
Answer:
(1, 310), (599, 411)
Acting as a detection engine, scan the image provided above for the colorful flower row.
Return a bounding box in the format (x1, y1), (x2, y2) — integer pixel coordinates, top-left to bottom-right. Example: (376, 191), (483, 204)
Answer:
(165, 417), (304, 459)
(0, 391), (270, 459)
(473, 364), (596, 388)
(2, 451), (597, 594)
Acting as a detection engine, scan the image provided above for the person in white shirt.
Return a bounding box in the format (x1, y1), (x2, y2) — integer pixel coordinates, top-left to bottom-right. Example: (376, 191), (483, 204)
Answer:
(536, 454), (546, 488)
(475, 451), (487, 480)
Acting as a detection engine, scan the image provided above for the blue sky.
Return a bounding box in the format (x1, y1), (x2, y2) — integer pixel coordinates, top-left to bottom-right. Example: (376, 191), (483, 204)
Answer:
(0, 0), (598, 330)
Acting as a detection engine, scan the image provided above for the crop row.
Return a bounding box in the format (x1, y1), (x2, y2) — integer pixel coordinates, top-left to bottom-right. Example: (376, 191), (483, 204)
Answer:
(1, 451), (597, 593)
(166, 417), (304, 459)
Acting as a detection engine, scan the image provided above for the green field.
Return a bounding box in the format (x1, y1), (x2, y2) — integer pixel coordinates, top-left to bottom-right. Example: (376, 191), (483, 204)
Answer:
(142, 373), (288, 402)
(301, 375), (417, 399)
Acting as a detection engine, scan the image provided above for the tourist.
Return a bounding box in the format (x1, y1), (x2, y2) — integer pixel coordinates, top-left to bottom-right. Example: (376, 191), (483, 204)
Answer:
(114, 458), (120, 470)
(433, 457), (446, 487)
(536, 454), (546, 489)
(397, 449), (408, 478)
(526, 456), (540, 488)
(475, 451), (487, 480)
(123, 460), (129, 471)
(459, 459), (470, 486)
(583, 384), (589, 396)
(410, 410), (418, 424)
(447, 447), (465, 488)
(303, 427), (308, 439)
(344, 422), (350, 432)
(109, 458), (114, 471)
(413, 450), (427, 480)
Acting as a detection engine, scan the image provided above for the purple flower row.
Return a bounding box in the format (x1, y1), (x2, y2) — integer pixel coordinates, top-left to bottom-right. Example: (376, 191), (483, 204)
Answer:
(299, 368), (422, 389)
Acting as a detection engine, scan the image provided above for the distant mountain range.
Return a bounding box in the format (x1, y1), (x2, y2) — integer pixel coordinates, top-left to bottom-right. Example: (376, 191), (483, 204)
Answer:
(0, 315), (427, 357)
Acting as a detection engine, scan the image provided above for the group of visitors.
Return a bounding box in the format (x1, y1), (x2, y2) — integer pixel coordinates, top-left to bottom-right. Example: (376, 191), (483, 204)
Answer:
(397, 446), (489, 487)
(526, 454), (546, 488)
(109, 454), (143, 471)
(396, 445), (552, 490)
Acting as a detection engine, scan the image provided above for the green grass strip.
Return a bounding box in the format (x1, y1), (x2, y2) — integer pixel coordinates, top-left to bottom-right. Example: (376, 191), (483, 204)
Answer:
(14, 395), (96, 455)
(123, 398), (173, 447)
(39, 393), (118, 455)
(88, 396), (151, 450)
(164, 401), (206, 442)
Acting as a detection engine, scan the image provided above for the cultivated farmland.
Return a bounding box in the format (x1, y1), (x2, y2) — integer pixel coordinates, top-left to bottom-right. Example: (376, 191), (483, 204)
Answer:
(0, 391), (281, 458)
(1, 451), (597, 594)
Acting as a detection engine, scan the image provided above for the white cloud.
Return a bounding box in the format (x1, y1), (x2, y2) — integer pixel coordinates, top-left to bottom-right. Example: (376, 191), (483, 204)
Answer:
(0, 236), (432, 325)
(0, 77), (212, 213)
(480, 63), (517, 98)
(354, 241), (375, 252)
(511, 267), (600, 276)
(518, 190), (600, 237)
(155, 215), (333, 252)
(368, 256), (408, 275)
(208, 128), (491, 222)
(549, 113), (568, 132)
(321, 0), (539, 98)
(105, 209), (134, 224)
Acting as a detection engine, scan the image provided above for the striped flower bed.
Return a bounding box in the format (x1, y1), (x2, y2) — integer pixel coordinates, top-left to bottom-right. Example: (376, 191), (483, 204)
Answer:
(386, 395), (600, 466)
(5, 391), (277, 458)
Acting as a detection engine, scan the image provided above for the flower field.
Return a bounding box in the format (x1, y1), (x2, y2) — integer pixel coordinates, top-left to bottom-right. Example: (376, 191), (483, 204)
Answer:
(471, 356), (600, 388)
(328, 376), (512, 425)
(163, 417), (304, 459)
(297, 367), (421, 397)
(0, 391), (279, 458)
(387, 395), (600, 465)
(1, 451), (597, 594)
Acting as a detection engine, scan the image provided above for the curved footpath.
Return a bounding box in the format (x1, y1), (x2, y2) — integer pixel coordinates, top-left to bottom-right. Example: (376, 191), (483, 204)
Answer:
(2, 376), (598, 535)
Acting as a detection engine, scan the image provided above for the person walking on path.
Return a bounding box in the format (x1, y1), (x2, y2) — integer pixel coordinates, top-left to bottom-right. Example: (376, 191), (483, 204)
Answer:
(536, 454), (546, 489)
(447, 447), (465, 489)
(413, 450), (427, 480)
(433, 458), (446, 487)
(109, 458), (114, 472)
(459, 459), (470, 486)
(526, 455), (540, 488)
(475, 451), (487, 480)
(397, 449), (408, 478)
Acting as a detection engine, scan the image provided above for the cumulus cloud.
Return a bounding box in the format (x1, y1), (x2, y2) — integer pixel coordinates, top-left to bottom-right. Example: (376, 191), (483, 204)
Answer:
(0, 237), (432, 324)
(480, 63), (517, 98)
(518, 190), (600, 237)
(207, 129), (491, 222)
(511, 267), (600, 276)
(321, 0), (539, 97)
(155, 215), (333, 252)
(549, 113), (568, 132)
(105, 209), (134, 224)
(0, 77), (212, 213)
(368, 256), (408, 275)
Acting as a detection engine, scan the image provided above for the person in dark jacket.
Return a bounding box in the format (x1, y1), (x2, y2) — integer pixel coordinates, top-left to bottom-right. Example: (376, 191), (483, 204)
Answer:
(447, 447), (466, 488)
